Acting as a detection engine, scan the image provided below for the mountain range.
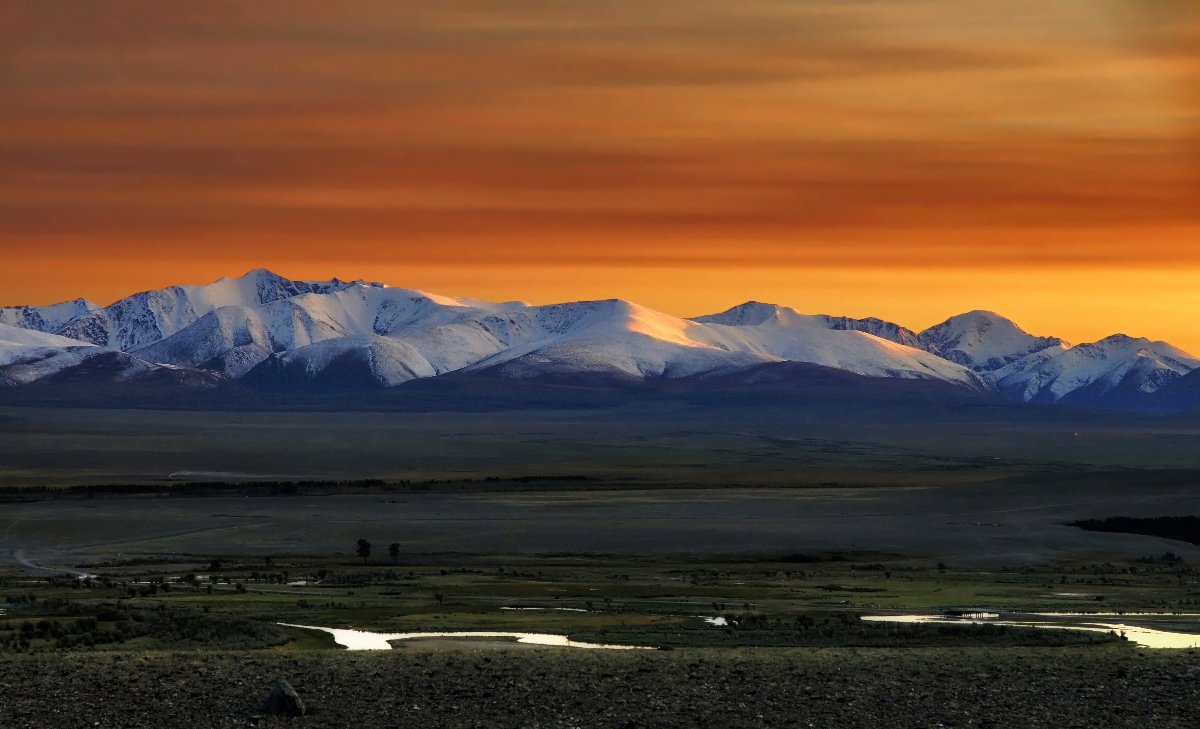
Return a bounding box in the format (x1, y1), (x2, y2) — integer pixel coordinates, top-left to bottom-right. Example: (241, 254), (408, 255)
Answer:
(2, 269), (1198, 413)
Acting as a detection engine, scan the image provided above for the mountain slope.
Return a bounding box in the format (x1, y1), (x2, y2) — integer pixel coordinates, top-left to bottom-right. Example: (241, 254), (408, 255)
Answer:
(50, 269), (380, 351)
(0, 323), (220, 388)
(0, 325), (101, 382)
(918, 310), (1066, 373)
(466, 300), (772, 383)
(997, 334), (1199, 405)
(1150, 368), (1200, 414)
(695, 302), (923, 348)
(133, 277), (524, 379)
(691, 303), (986, 389)
(0, 298), (99, 332)
(241, 296), (984, 389)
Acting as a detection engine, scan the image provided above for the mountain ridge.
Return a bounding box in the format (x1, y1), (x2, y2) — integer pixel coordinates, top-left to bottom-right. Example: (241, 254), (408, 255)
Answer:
(1, 270), (1195, 411)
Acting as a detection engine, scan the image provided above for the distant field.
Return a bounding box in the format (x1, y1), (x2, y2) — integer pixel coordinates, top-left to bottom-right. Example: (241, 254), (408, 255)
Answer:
(3, 404), (1200, 567)
(2, 405), (1200, 488)
(4, 474), (1200, 567)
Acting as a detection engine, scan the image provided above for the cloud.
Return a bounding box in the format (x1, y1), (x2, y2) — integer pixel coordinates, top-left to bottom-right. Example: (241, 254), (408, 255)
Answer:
(0, 0), (1197, 276)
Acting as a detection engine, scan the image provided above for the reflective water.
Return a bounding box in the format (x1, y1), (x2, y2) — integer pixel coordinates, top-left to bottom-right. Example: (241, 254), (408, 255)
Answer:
(863, 614), (1200, 649)
(279, 623), (653, 651)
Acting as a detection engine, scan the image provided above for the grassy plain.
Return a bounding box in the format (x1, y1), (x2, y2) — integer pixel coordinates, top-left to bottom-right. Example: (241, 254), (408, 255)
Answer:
(4, 552), (1200, 650)
(4, 553), (1200, 726)
(2, 404), (1200, 488)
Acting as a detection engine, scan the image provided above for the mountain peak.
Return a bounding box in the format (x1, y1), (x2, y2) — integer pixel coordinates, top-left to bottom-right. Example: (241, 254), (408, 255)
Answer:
(239, 267), (283, 279)
(693, 301), (792, 327)
(936, 310), (1017, 328)
(226, 269), (379, 291)
(919, 310), (1061, 372)
(220, 268), (291, 287)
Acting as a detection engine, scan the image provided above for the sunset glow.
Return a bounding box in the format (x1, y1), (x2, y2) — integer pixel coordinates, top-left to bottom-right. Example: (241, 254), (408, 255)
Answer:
(3, 1), (1198, 348)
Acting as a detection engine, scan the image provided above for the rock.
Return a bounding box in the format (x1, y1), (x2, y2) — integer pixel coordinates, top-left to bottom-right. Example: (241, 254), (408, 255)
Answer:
(259, 679), (306, 718)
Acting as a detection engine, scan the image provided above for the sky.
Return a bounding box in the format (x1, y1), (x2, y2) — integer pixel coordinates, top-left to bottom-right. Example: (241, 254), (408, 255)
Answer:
(2, 1), (1198, 348)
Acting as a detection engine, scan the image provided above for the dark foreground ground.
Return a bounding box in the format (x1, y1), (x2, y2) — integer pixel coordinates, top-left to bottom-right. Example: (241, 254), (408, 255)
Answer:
(3, 647), (1199, 728)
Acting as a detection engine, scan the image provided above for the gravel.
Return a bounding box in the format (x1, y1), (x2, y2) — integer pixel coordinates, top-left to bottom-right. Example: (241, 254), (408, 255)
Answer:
(2, 646), (1199, 728)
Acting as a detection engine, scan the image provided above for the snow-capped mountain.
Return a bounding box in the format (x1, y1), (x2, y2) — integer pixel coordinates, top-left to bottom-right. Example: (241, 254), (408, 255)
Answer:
(913, 311), (1197, 404)
(0, 298), (99, 333)
(995, 334), (1199, 404)
(917, 311), (1066, 373)
(691, 303), (983, 388)
(49, 269), (378, 352)
(0, 324), (99, 383)
(245, 298), (961, 390)
(1, 270), (1195, 410)
(0, 323), (219, 388)
(696, 302), (922, 348)
(464, 300), (773, 383)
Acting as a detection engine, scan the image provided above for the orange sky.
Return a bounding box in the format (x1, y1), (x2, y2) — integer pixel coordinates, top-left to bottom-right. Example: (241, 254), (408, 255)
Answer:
(2, 1), (1198, 348)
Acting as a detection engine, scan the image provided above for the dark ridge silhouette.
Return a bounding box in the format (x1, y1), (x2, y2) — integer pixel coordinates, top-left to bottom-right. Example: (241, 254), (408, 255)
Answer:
(1067, 515), (1200, 545)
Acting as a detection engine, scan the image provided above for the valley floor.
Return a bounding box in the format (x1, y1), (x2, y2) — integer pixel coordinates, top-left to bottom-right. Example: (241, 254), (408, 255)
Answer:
(5, 475), (1200, 566)
(4, 406), (1200, 725)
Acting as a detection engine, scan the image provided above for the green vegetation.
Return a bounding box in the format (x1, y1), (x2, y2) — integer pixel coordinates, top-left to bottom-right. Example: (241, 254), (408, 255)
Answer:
(3, 551), (1197, 654)
(0, 594), (290, 651)
(571, 612), (1119, 648)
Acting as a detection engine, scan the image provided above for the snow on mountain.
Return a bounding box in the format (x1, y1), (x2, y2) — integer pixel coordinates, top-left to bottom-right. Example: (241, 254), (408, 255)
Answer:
(691, 303), (985, 388)
(695, 302), (922, 348)
(820, 316), (923, 349)
(0, 324), (98, 368)
(0, 346), (106, 386)
(140, 281), (521, 379)
(467, 300), (772, 381)
(242, 335), (441, 390)
(917, 310), (1065, 373)
(0, 276), (1013, 393)
(50, 269), (383, 351)
(245, 296), (978, 387)
(995, 334), (1199, 403)
(0, 298), (99, 333)
(0, 323), (219, 388)
(3, 271), (1196, 406)
(133, 306), (275, 379)
(694, 301), (793, 327)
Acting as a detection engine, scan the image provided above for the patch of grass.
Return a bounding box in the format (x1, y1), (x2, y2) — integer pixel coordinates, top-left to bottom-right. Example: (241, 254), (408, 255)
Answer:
(4, 551), (1198, 653)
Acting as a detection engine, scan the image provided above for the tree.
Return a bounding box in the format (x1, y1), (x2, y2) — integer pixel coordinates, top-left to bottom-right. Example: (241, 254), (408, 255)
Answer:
(356, 539), (372, 564)
(388, 543), (400, 565)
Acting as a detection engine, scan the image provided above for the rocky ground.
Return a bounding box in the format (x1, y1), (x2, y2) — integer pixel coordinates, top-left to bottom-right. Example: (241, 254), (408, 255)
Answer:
(2, 646), (1199, 728)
